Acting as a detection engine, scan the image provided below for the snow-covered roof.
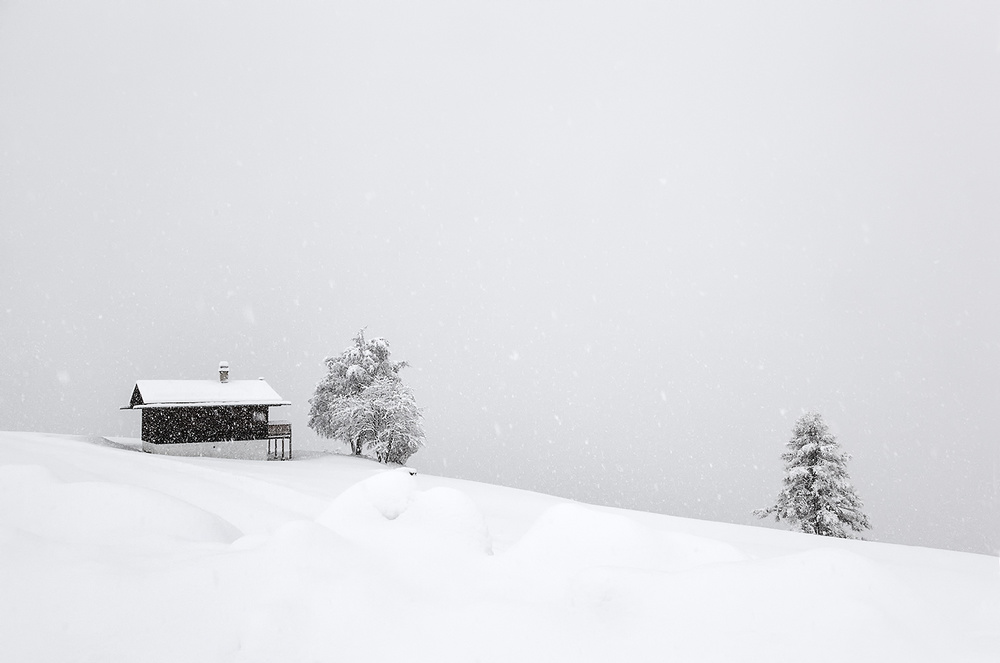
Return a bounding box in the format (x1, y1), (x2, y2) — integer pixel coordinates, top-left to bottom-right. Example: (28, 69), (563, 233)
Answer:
(124, 380), (290, 409)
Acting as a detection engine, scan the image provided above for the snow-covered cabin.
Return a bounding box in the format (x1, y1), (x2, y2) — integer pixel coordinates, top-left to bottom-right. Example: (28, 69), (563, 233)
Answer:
(122, 362), (292, 460)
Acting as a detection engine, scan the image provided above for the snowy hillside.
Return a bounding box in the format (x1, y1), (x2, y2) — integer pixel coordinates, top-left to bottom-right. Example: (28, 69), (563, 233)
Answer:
(1, 432), (996, 662)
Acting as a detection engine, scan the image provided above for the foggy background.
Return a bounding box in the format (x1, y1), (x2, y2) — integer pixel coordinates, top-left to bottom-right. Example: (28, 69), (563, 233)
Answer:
(1, 1), (997, 554)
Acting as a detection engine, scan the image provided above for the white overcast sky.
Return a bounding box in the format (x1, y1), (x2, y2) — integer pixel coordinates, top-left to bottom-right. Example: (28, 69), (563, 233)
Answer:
(1, 1), (998, 554)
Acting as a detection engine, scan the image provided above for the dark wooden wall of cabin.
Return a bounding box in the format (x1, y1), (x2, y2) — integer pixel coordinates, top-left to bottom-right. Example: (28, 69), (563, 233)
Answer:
(141, 405), (269, 444)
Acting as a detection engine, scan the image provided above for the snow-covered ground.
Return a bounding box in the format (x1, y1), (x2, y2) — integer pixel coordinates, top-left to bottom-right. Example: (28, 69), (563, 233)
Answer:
(1, 432), (996, 662)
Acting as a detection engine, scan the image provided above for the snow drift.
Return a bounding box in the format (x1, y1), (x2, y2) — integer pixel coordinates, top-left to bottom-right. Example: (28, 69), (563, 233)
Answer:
(0, 432), (996, 662)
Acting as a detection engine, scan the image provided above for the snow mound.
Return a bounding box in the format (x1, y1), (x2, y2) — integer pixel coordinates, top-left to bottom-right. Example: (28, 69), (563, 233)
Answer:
(317, 467), (417, 529)
(508, 502), (745, 574)
(317, 468), (492, 556)
(0, 463), (241, 545)
(397, 486), (494, 555)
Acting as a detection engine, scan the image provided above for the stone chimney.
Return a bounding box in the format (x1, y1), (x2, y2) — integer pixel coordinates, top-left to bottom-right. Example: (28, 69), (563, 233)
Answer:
(219, 361), (230, 383)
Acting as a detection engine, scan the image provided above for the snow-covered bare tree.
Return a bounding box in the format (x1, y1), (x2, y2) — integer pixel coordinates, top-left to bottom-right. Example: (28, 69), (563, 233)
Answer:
(754, 412), (871, 538)
(308, 331), (425, 464)
(364, 377), (424, 464)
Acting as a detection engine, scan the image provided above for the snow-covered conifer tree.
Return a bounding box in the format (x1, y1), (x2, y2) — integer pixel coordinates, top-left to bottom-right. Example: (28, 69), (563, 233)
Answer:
(308, 331), (424, 463)
(754, 412), (871, 538)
